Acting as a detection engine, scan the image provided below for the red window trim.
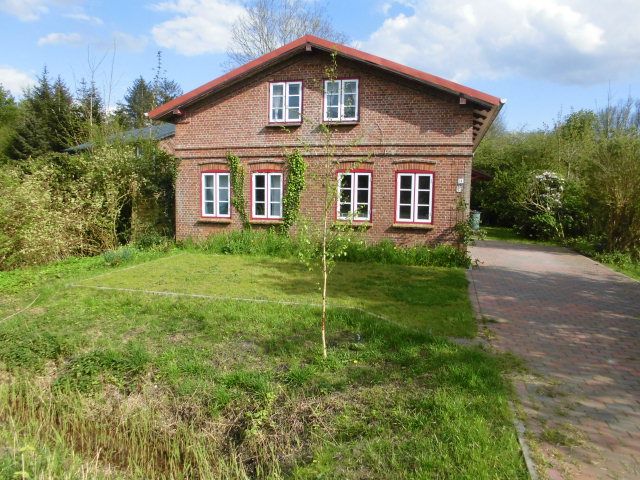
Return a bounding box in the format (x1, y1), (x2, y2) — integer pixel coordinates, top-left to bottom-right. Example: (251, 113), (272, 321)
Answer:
(335, 168), (373, 223)
(200, 170), (232, 219)
(250, 170), (284, 220)
(394, 170), (435, 225)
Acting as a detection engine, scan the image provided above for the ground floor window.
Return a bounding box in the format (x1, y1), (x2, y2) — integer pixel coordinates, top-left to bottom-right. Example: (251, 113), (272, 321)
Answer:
(337, 171), (371, 221)
(395, 172), (433, 223)
(201, 172), (230, 218)
(252, 172), (283, 219)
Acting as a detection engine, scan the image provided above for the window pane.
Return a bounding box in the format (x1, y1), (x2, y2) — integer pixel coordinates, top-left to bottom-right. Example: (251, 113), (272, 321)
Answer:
(356, 204), (369, 218)
(357, 189), (368, 203)
(400, 175), (412, 189)
(272, 108), (284, 120)
(271, 189), (281, 202)
(399, 205), (412, 219)
(327, 94), (340, 107)
(204, 175), (214, 188)
(326, 81), (339, 94)
(288, 95), (299, 108)
(255, 203), (265, 216)
(272, 84), (284, 95)
(343, 93), (356, 107)
(417, 206), (430, 220)
(357, 175), (369, 188)
(205, 188), (214, 202)
(340, 203), (351, 217)
(400, 190), (412, 204)
(270, 203), (281, 217)
(417, 191), (430, 205)
(288, 83), (300, 95)
(255, 189), (265, 202)
(340, 189), (351, 203)
(288, 108), (300, 120)
(343, 106), (356, 118)
(218, 174), (229, 188)
(418, 175), (431, 190)
(204, 201), (214, 215)
(219, 188), (229, 202)
(273, 96), (284, 108)
(270, 175), (282, 188)
(255, 175), (265, 188)
(340, 174), (351, 188)
(344, 81), (357, 94)
(327, 106), (339, 119)
(219, 202), (229, 215)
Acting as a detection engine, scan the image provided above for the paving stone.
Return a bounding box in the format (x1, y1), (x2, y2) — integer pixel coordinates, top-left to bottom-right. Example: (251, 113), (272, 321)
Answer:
(468, 240), (640, 480)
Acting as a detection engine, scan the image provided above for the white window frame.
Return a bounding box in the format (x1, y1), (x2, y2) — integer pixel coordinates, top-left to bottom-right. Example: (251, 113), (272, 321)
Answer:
(337, 171), (371, 221)
(395, 172), (433, 223)
(201, 172), (231, 218)
(324, 79), (359, 122)
(252, 172), (283, 219)
(269, 81), (302, 123)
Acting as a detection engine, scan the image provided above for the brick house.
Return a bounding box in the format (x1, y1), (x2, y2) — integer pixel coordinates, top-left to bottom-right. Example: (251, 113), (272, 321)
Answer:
(148, 35), (503, 245)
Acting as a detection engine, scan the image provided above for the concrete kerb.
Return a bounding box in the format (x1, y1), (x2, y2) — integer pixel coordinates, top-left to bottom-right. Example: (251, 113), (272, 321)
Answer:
(466, 267), (539, 480)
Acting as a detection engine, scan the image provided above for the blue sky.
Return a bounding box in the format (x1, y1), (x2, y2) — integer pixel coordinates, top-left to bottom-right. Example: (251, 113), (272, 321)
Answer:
(1, 0), (639, 131)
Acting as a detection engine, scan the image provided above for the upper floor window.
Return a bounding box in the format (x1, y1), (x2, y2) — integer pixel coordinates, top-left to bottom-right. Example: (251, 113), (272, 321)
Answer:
(252, 172), (283, 219)
(337, 171), (371, 221)
(270, 81), (302, 123)
(395, 172), (433, 224)
(202, 172), (231, 218)
(324, 79), (359, 122)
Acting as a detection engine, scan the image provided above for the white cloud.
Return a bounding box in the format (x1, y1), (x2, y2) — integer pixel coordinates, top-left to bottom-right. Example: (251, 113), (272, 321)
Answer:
(112, 31), (149, 53)
(150, 0), (246, 56)
(0, 0), (80, 21)
(0, 66), (36, 96)
(64, 12), (102, 24)
(37, 32), (84, 46)
(357, 0), (640, 85)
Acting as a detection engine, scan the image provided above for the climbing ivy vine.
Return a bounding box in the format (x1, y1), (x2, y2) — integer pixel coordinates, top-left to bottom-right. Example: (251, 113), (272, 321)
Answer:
(226, 153), (249, 228)
(282, 149), (307, 231)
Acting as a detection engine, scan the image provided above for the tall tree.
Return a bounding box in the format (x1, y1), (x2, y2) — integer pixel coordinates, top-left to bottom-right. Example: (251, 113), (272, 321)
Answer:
(152, 51), (183, 106)
(226, 0), (347, 67)
(0, 85), (19, 161)
(76, 78), (104, 128)
(116, 76), (155, 128)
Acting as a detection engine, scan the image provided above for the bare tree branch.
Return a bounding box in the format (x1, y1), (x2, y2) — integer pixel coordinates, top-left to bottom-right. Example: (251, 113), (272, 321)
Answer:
(226, 0), (347, 68)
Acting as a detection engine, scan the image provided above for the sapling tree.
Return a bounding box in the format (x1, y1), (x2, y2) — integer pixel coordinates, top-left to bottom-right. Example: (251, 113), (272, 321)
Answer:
(294, 52), (368, 358)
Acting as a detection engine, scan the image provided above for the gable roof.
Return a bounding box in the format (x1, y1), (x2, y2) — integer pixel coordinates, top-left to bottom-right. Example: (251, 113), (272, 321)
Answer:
(148, 35), (504, 147)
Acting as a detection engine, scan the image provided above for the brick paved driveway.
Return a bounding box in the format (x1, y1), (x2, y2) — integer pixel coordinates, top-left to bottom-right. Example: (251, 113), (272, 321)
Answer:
(468, 240), (640, 480)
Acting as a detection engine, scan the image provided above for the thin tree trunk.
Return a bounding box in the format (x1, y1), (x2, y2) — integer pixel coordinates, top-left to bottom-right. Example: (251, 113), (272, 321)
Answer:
(321, 210), (328, 359)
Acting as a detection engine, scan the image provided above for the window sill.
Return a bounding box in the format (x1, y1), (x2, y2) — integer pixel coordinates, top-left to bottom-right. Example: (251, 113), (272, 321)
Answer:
(249, 219), (284, 225)
(198, 217), (232, 224)
(265, 122), (302, 128)
(392, 223), (434, 230)
(322, 121), (359, 126)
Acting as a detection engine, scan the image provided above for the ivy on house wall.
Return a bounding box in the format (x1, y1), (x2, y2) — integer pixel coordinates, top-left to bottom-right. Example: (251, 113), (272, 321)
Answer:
(226, 153), (249, 229)
(282, 149), (307, 231)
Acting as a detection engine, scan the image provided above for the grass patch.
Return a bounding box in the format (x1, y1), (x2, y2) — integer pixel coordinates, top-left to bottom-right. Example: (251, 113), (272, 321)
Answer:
(76, 252), (475, 337)
(184, 230), (471, 268)
(483, 226), (559, 246)
(0, 251), (526, 479)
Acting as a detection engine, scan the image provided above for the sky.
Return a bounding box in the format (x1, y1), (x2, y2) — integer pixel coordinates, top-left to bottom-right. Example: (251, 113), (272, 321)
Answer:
(1, 0), (639, 131)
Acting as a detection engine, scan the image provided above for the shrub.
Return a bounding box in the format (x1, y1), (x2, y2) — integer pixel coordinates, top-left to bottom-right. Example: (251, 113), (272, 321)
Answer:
(187, 232), (470, 268)
(103, 247), (136, 267)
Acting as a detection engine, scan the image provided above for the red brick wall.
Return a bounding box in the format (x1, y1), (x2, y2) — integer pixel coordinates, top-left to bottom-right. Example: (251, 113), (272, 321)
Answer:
(172, 50), (475, 246)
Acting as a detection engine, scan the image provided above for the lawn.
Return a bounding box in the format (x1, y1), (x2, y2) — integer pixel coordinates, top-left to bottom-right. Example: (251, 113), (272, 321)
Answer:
(0, 250), (527, 479)
(482, 226), (558, 246)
